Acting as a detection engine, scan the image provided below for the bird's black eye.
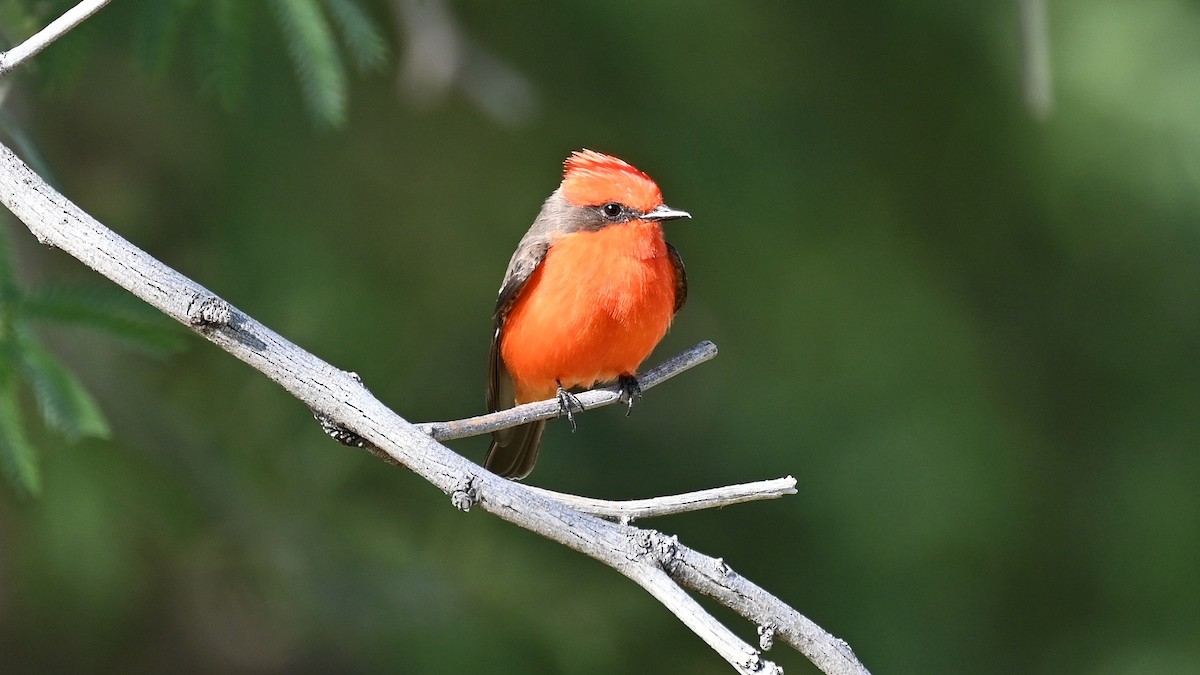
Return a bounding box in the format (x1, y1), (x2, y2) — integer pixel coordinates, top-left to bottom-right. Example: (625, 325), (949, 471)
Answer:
(601, 202), (623, 219)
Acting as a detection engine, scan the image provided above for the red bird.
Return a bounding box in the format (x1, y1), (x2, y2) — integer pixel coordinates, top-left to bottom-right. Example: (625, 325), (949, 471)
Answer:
(485, 150), (690, 479)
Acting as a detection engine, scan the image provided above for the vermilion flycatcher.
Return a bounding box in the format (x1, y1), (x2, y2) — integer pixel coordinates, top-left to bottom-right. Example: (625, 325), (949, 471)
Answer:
(485, 150), (690, 479)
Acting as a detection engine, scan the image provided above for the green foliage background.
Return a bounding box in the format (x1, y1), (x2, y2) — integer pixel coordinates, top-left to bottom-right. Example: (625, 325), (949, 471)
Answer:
(2, 1), (1199, 673)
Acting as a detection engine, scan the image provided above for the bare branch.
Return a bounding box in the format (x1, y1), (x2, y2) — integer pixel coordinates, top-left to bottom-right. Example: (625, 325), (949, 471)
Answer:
(527, 476), (798, 522)
(0, 141), (870, 675)
(0, 0), (114, 78)
(629, 563), (781, 675)
(417, 340), (718, 441)
(667, 543), (866, 675)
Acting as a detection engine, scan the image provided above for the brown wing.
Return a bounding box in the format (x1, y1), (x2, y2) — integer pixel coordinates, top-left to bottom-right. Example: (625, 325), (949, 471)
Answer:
(484, 239), (550, 479)
(485, 316), (546, 479)
(486, 239), (549, 415)
(667, 242), (687, 314)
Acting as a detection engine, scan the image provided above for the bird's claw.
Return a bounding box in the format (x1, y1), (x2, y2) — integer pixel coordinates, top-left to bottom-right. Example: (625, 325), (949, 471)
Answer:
(556, 380), (585, 432)
(617, 374), (642, 416)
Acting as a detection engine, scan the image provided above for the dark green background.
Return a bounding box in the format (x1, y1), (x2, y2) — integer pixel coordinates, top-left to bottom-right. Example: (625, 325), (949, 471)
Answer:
(2, 1), (1198, 673)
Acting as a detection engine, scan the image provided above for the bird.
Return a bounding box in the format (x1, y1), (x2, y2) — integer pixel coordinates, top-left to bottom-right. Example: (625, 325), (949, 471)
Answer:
(485, 149), (690, 479)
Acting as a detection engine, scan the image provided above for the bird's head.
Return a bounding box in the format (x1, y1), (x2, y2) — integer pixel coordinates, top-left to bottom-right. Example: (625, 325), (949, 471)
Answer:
(559, 149), (690, 225)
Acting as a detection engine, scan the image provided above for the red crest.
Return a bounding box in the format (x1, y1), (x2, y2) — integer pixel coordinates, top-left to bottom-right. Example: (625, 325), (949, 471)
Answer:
(561, 149), (664, 212)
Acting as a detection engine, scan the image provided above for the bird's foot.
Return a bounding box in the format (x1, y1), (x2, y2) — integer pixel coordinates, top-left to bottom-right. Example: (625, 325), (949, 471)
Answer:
(556, 379), (585, 432)
(617, 374), (642, 416)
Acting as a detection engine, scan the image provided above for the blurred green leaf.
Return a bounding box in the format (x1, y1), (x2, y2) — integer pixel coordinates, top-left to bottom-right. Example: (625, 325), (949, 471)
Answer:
(0, 110), (61, 188)
(30, 6), (97, 93)
(198, 0), (253, 112)
(21, 285), (185, 355)
(0, 0), (40, 49)
(0, 370), (40, 497)
(322, 0), (389, 72)
(0, 220), (18, 302)
(19, 0), (390, 129)
(133, 0), (196, 78)
(17, 336), (110, 442)
(269, 0), (347, 127)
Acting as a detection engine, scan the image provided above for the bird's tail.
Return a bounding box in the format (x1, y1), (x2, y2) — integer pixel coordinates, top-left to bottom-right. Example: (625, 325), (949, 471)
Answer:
(484, 420), (546, 480)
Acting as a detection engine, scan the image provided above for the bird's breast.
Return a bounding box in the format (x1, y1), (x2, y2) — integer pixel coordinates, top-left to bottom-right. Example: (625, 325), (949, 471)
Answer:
(500, 221), (678, 402)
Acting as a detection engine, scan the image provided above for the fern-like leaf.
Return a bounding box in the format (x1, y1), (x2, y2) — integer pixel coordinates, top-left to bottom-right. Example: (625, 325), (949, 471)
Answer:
(0, 368), (40, 497)
(17, 336), (110, 442)
(197, 0), (253, 112)
(322, 0), (389, 72)
(21, 285), (185, 355)
(268, 0), (347, 127)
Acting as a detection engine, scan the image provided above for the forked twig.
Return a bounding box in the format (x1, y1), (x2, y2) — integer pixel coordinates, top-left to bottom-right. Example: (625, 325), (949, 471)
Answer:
(526, 476), (798, 523)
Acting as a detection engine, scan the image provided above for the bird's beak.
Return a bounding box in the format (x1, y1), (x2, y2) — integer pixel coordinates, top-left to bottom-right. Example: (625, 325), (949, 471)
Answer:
(641, 205), (691, 222)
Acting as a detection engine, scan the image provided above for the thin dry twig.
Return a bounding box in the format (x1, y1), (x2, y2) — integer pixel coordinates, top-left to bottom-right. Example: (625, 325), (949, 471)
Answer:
(527, 476), (798, 522)
(0, 0), (114, 78)
(417, 340), (717, 441)
(0, 141), (870, 675)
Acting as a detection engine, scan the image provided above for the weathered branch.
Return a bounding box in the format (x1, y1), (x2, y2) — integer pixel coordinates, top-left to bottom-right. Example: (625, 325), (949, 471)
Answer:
(0, 141), (870, 675)
(667, 541), (863, 668)
(417, 340), (717, 441)
(0, 0), (114, 78)
(631, 563), (779, 675)
(528, 476), (798, 523)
